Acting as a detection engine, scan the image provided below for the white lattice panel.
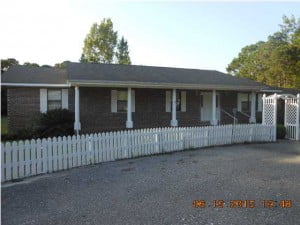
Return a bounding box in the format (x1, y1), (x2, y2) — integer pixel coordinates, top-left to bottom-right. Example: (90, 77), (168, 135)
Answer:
(263, 96), (276, 126)
(285, 96), (299, 140)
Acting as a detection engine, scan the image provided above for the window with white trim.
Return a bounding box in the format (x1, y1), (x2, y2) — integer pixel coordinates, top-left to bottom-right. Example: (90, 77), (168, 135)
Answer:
(165, 90), (186, 112)
(117, 90), (128, 112)
(238, 93), (250, 112)
(48, 89), (62, 110)
(40, 88), (68, 113)
(111, 89), (135, 113)
(257, 94), (263, 112)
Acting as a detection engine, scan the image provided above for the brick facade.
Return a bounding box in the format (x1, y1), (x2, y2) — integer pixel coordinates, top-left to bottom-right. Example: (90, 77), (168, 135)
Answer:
(7, 87), (75, 133)
(7, 87), (264, 134)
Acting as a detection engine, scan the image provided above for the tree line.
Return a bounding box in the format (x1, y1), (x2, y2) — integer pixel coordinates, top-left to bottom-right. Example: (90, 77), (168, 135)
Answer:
(227, 15), (300, 89)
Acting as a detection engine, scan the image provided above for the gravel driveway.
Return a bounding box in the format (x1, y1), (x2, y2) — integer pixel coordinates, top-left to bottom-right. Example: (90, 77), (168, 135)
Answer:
(2, 140), (300, 225)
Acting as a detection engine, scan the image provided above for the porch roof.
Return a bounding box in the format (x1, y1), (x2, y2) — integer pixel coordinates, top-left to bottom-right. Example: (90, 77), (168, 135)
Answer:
(1, 62), (273, 91)
(67, 62), (268, 90)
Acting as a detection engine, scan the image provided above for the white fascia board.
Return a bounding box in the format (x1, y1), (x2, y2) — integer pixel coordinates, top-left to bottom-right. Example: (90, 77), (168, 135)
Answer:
(69, 80), (265, 91)
(1, 83), (71, 87)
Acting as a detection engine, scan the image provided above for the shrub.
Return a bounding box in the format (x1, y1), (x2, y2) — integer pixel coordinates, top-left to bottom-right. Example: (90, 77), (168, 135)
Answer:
(1, 128), (35, 142)
(277, 124), (286, 139)
(35, 109), (74, 138)
(1, 109), (75, 142)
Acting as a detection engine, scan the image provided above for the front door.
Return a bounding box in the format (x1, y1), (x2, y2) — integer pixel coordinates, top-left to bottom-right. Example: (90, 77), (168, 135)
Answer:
(200, 92), (220, 123)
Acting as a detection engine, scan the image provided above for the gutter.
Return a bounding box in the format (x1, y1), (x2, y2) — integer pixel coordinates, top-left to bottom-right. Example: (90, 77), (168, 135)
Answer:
(68, 80), (266, 91)
(1, 83), (71, 88)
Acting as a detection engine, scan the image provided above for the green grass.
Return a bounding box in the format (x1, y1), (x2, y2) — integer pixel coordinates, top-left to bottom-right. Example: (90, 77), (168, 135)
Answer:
(1, 116), (8, 135)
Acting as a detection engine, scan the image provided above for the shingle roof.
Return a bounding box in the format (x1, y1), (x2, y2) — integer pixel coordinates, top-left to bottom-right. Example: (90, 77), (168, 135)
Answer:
(1, 65), (67, 84)
(67, 62), (266, 89)
(1, 62), (271, 90)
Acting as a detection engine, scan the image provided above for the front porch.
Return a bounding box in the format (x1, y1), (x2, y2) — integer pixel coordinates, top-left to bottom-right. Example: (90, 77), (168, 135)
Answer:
(73, 87), (262, 134)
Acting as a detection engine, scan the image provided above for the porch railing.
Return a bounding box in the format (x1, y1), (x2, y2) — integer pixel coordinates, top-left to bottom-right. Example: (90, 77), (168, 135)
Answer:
(220, 108), (238, 125)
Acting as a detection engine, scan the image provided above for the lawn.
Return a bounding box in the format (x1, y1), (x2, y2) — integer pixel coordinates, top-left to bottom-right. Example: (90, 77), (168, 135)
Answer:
(1, 116), (8, 134)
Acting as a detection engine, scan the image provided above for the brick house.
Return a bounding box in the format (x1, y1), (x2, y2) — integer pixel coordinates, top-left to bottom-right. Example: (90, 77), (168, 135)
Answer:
(1, 62), (275, 134)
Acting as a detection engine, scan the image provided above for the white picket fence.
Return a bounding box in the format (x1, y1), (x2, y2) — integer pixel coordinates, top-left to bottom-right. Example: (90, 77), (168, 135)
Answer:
(1, 124), (274, 182)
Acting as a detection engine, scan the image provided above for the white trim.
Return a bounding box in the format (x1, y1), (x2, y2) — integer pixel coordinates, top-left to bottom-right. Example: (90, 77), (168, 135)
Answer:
(74, 86), (81, 134)
(1, 83), (70, 87)
(40, 89), (47, 113)
(131, 89), (135, 113)
(111, 90), (117, 113)
(249, 91), (256, 123)
(68, 80), (264, 91)
(211, 90), (217, 125)
(165, 91), (171, 112)
(257, 94), (263, 112)
(171, 89), (178, 127)
(126, 88), (133, 128)
(62, 89), (69, 109)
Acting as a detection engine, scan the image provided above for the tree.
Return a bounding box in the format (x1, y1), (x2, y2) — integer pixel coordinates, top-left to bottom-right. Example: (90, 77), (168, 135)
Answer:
(227, 15), (300, 89)
(116, 37), (131, 65)
(81, 18), (118, 63)
(23, 62), (40, 67)
(1, 58), (19, 72)
(54, 61), (71, 69)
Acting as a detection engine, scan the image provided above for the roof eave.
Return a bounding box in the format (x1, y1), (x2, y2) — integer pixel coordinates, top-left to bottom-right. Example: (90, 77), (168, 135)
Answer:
(68, 80), (266, 91)
(1, 82), (71, 87)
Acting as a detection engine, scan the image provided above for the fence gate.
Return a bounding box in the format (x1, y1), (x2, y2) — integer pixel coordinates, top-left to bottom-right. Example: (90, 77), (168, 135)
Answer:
(285, 94), (300, 140)
(263, 93), (300, 141)
(262, 94), (277, 141)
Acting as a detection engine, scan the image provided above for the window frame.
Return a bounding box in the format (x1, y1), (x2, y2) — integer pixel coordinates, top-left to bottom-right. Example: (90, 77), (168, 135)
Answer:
(117, 90), (128, 113)
(47, 89), (62, 111)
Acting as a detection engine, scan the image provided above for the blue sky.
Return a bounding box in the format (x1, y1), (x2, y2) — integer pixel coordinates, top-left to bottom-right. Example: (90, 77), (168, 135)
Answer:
(1, 1), (299, 72)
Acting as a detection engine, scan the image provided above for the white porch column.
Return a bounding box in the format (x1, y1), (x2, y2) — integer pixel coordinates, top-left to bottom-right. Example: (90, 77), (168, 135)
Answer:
(126, 87), (133, 128)
(211, 90), (217, 125)
(171, 88), (178, 127)
(262, 94), (266, 125)
(74, 86), (81, 135)
(296, 94), (300, 141)
(249, 91), (256, 123)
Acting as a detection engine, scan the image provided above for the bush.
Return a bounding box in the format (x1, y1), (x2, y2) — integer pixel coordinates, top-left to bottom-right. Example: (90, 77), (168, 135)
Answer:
(1, 128), (35, 142)
(35, 109), (74, 138)
(2, 109), (75, 142)
(277, 124), (286, 139)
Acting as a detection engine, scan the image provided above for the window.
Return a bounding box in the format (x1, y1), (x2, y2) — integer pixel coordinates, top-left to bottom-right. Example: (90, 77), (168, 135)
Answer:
(117, 90), (128, 112)
(111, 90), (135, 113)
(165, 91), (186, 112)
(47, 89), (62, 110)
(238, 93), (250, 112)
(257, 94), (263, 112)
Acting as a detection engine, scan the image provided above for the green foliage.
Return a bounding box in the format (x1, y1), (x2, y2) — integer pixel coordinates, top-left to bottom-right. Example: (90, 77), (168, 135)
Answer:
(276, 124), (286, 139)
(116, 36), (131, 65)
(227, 15), (300, 89)
(35, 109), (74, 138)
(81, 18), (118, 63)
(1, 58), (19, 72)
(1, 109), (74, 141)
(54, 61), (71, 69)
(1, 116), (8, 134)
(1, 128), (35, 142)
(23, 62), (40, 67)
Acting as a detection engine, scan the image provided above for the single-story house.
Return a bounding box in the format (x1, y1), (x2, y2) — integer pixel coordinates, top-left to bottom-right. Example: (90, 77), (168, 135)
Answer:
(1, 62), (278, 134)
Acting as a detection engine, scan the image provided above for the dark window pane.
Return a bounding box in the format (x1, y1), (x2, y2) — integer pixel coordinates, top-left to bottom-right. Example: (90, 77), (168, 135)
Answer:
(117, 100), (127, 112)
(48, 101), (62, 110)
(241, 101), (249, 112)
(47, 89), (62, 110)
